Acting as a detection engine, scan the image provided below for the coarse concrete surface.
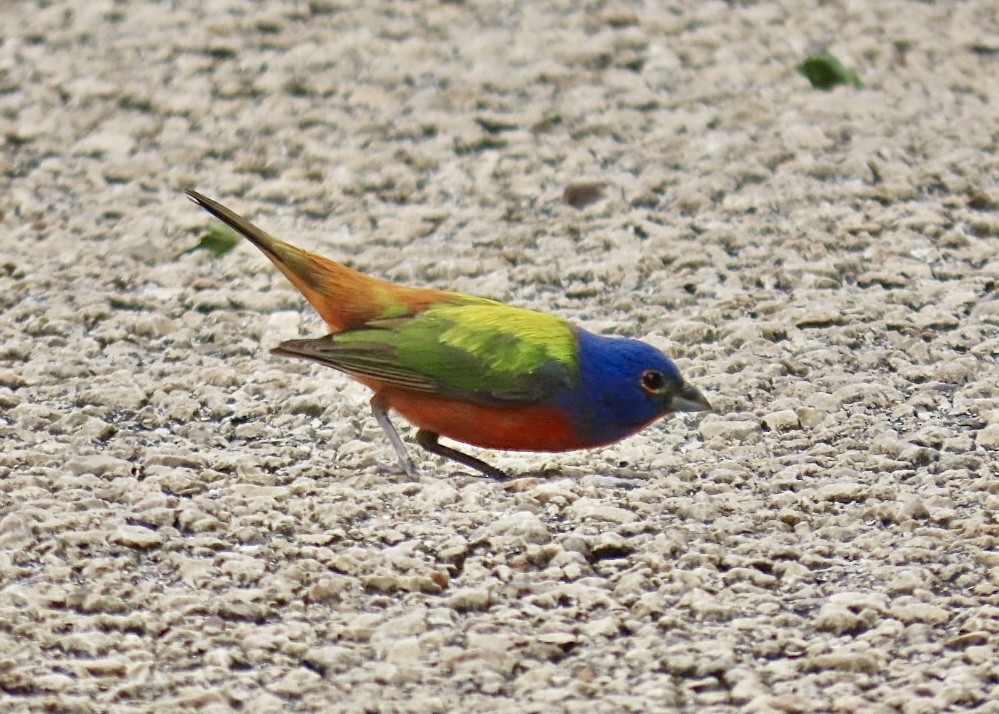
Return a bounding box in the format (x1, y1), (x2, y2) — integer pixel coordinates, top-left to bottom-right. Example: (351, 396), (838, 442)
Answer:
(1, 1), (998, 712)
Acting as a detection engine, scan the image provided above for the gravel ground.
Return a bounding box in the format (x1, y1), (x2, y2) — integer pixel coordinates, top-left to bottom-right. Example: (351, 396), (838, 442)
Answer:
(2, 1), (998, 712)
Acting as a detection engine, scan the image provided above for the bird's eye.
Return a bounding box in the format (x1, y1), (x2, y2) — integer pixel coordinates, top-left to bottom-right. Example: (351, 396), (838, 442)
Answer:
(640, 369), (666, 394)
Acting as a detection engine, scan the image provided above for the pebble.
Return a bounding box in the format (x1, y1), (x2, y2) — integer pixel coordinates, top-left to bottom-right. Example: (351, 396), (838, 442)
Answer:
(483, 511), (551, 544)
(66, 454), (135, 478)
(975, 424), (999, 448)
(109, 525), (164, 550)
(890, 602), (951, 625)
(71, 131), (137, 158)
(698, 419), (762, 441)
(814, 481), (868, 503)
(446, 587), (493, 612)
(385, 637), (423, 665)
(267, 668), (322, 697)
(565, 499), (637, 523)
(762, 409), (801, 432)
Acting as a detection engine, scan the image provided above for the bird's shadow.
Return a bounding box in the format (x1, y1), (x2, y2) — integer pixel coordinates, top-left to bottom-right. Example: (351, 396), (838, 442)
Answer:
(443, 466), (648, 491)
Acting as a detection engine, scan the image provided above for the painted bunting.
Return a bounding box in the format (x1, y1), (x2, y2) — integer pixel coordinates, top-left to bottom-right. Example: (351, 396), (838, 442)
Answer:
(186, 191), (710, 479)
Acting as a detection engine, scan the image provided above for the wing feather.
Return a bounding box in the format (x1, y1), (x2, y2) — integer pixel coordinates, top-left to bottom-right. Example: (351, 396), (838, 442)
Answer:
(272, 302), (578, 406)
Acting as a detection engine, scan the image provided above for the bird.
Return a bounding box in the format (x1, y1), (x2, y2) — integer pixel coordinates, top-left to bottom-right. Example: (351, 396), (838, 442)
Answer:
(185, 190), (711, 480)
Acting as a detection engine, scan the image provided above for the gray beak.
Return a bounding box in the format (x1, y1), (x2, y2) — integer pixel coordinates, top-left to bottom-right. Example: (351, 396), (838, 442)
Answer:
(670, 382), (712, 413)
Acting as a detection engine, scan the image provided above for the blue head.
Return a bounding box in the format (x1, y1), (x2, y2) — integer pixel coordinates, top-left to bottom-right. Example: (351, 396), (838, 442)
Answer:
(554, 329), (711, 447)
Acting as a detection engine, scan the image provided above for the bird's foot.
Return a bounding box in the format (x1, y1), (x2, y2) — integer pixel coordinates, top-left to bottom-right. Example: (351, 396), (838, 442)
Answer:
(415, 430), (512, 481)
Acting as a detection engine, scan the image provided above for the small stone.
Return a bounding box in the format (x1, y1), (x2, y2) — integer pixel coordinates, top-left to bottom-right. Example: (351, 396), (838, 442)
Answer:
(268, 668), (322, 697)
(215, 590), (266, 622)
(563, 182), (606, 208)
(60, 631), (114, 657)
(55, 413), (116, 441)
(828, 591), (888, 612)
(668, 319), (715, 343)
(762, 409), (801, 432)
(747, 694), (810, 713)
(976, 424), (999, 448)
(82, 657), (128, 676)
(218, 553), (266, 585)
(177, 507), (223, 533)
(302, 645), (357, 675)
(386, 637), (422, 664)
(962, 645), (992, 664)
(529, 480), (579, 506)
(699, 420), (761, 441)
(304, 576), (352, 604)
(793, 310), (846, 328)
(805, 651), (882, 673)
(462, 633), (518, 674)
(263, 310), (302, 343)
(815, 604), (867, 634)
(146, 468), (208, 496)
(81, 593), (129, 614)
(143, 451), (206, 470)
(0, 513), (32, 548)
(373, 611), (428, 641)
(109, 525), (164, 550)
(72, 131), (137, 157)
(911, 307), (960, 330)
(203, 647), (232, 669)
(923, 496), (957, 523)
(566, 499), (636, 523)
(32, 673), (75, 693)
(78, 383), (146, 410)
(890, 602), (950, 625)
(536, 632), (577, 646)
(944, 632), (989, 650)
(804, 391), (840, 411)
(0, 371), (25, 389)
(728, 670), (767, 703)
(446, 587), (492, 612)
(582, 617), (619, 638)
(484, 511), (550, 543)
(795, 406), (826, 428)
(343, 613), (383, 641)
(67, 454), (135, 478)
(237, 691), (284, 713)
(234, 422), (268, 440)
(680, 589), (734, 620)
(814, 482), (868, 503)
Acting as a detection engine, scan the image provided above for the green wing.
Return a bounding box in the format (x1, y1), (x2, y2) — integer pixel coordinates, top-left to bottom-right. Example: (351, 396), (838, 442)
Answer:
(273, 301), (578, 405)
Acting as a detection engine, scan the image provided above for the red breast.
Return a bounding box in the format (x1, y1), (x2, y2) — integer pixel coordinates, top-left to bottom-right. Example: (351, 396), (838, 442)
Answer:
(377, 387), (586, 452)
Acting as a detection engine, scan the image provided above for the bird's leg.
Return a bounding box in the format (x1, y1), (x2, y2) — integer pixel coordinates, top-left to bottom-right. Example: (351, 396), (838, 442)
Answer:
(370, 394), (418, 478)
(415, 429), (511, 480)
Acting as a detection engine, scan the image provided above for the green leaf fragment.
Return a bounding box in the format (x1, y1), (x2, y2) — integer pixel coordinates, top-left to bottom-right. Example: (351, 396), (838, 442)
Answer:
(797, 51), (862, 90)
(182, 223), (240, 258)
